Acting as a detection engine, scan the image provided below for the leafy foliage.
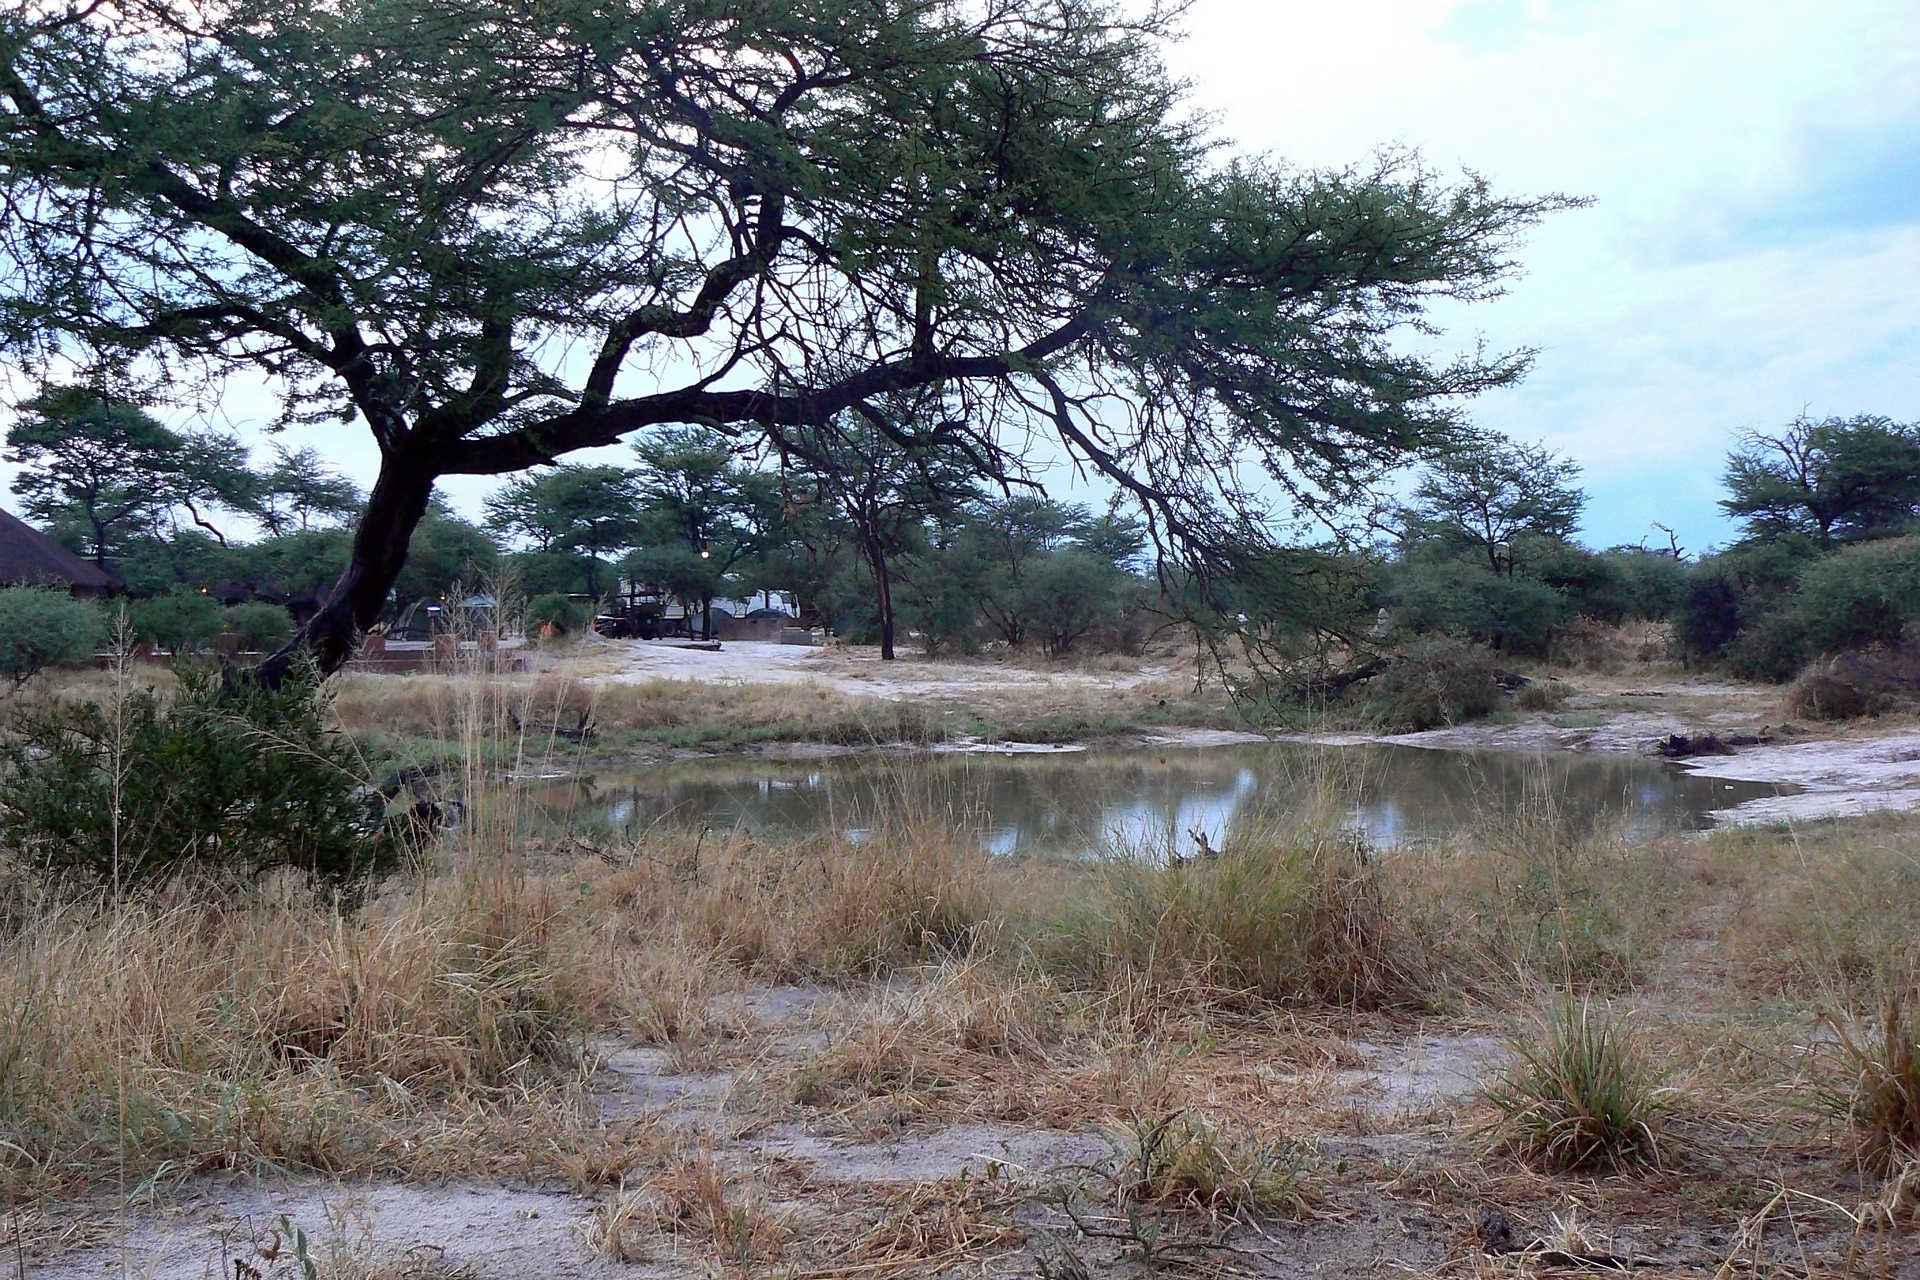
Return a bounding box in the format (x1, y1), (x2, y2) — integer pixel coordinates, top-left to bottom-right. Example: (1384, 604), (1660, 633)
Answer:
(0, 672), (399, 889)
(0, 587), (104, 684)
(526, 592), (589, 635)
(1402, 432), (1584, 578)
(0, 0), (1564, 676)
(223, 601), (296, 652)
(1723, 415), (1920, 546)
(127, 587), (224, 653)
(1360, 640), (1504, 731)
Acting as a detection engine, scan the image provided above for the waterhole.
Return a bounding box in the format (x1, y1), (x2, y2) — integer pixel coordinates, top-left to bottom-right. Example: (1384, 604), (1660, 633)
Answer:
(515, 742), (1793, 857)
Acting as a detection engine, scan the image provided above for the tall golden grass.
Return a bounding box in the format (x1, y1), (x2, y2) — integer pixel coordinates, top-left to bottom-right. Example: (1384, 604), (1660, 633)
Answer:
(7, 651), (1920, 1232)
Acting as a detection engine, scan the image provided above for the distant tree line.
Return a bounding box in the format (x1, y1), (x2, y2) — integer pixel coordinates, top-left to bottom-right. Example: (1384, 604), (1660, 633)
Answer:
(1342, 412), (1920, 691)
(3, 390), (1162, 659)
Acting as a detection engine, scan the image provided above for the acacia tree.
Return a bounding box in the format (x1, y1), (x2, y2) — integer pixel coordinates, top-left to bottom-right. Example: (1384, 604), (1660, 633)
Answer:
(1400, 432), (1584, 577)
(484, 464), (640, 596)
(255, 446), (364, 536)
(624, 429), (779, 638)
(6, 386), (256, 559)
(780, 400), (977, 659)
(1722, 414), (1920, 547)
(0, 0), (1568, 683)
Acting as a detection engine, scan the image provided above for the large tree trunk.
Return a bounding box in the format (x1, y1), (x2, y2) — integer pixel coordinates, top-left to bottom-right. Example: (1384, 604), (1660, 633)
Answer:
(868, 537), (896, 661)
(256, 458), (436, 686)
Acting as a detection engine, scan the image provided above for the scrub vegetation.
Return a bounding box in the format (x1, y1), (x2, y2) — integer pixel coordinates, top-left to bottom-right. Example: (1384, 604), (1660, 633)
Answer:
(0, 661), (1915, 1277)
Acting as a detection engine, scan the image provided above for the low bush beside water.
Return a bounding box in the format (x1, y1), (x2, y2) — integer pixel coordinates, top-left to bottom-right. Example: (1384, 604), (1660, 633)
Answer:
(1360, 640), (1504, 732)
(0, 668), (400, 890)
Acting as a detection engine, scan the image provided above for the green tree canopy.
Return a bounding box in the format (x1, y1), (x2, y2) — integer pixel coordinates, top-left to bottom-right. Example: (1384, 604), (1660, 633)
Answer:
(1722, 414), (1920, 547)
(484, 464), (640, 596)
(0, 0), (1567, 680)
(7, 387), (181, 564)
(0, 587), (103, 684)
(1400, 432), (1584, 578)
(624, 430), (780, 636)
(255, 446), (363, 536)
(779, 401), (979, 658)
(6, 387), (258, 561)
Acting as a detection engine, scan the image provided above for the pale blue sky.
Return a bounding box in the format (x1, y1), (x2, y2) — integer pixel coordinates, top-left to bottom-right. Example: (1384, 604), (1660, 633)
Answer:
(8, 0), (1917, 556)
(1160, 0), (1920, 552)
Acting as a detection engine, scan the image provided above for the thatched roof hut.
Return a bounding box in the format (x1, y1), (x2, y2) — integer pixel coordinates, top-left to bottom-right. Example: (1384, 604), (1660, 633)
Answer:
(0, 509), (114, 597)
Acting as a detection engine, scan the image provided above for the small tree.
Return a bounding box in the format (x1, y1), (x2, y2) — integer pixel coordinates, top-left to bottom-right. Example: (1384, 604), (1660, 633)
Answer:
(1401, 433), (1584, 578)
(7, 388), (182, 566)
(255, 446), (364, 536)
(129, 588), (225, 654)
(780, 407), (977, 659)
(1020, 548), (1129, 657)
(7, 388), (258, 558)
(627, 431), (780, 639)
(0, 587), (104, 685)
(484, 464), (640, 597)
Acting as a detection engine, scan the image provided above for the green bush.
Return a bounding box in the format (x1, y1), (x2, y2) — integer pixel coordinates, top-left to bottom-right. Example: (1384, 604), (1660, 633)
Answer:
(0, 587), (104, 684)
(1362, 641), (1504, 731)
(0, 672), (401, 890)
(1795, 536), (1920, 654)
(1019, 547), (1127, 656)
(1721, 537), (1920, 681)
(1386, 555), (1564, 655)
(128, 587), (225, 654)
(526, 592), (589, 635)
(222, 600), (296, 652)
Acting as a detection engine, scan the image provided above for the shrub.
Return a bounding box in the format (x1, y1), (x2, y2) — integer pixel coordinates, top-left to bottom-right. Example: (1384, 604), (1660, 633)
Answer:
(526, 591), (589, 635)
(1514, 679), (1567, 711)
(1018, 547), (1128, 656)
(1363, 641), (1504, 731)
(0, 586), (103, 684)
(223, 600), (296, 652)
(128, 587), (225, 654)
(1482, 999), (1667, 1172)
(1385, 555), (1565, 655)
(0, 671), (401, 889)
(1781, 656), (1904, 725)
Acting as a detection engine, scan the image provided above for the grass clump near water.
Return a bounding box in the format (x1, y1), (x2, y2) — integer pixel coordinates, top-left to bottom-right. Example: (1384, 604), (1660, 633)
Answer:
(1482, 998), (1668, 1173)
(1820, 980), (1920, 1173)
(1040, 806), (1428, 1011)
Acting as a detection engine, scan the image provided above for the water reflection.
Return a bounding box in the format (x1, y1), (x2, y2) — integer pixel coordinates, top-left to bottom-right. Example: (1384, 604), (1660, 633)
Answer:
(525, 743), (1793, 857)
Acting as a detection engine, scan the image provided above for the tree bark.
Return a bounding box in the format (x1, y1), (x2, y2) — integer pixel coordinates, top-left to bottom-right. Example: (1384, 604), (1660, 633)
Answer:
(255, 455), (435, 685)
(868, 536), (896, 661)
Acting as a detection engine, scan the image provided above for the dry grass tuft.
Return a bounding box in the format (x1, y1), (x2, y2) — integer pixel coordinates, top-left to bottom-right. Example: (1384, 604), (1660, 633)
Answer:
(1044, 812), (1427, 1010)
(1481, 998), (1668, 1173)
(1105, 1110), (1312, 1220)
(1820, 979), (1920, 1174)
(0, 865), (583, 1199)
(791, 957), (1062, 1115)
(583, 1142), (788, 1268)
(597, 818), (1005, 980)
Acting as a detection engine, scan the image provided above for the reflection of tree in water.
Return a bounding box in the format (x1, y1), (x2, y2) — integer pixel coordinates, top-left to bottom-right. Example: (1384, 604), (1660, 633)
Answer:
(547, 745), (1787, 855)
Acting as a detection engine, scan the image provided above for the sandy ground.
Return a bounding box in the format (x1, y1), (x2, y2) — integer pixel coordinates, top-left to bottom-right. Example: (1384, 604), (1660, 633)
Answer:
(28, 1001), (1521, 1280)
(583, 637), (1176, 703)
